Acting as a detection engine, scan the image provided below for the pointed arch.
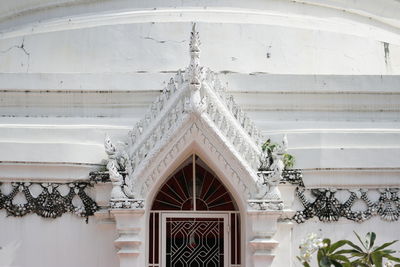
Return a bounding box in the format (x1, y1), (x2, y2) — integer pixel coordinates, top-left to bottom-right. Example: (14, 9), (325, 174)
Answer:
(148, 154), (242, 267)
(151, 154), (238, 211)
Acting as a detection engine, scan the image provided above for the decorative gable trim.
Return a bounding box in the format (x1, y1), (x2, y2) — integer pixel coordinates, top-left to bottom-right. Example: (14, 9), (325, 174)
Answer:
(136, 121), (258, 200)
(122, 26), (263, 181)
(103, 24), (289, 210)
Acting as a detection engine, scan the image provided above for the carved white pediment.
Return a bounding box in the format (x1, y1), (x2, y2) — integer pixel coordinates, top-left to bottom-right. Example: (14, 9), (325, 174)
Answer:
(104, 24), (284, 208)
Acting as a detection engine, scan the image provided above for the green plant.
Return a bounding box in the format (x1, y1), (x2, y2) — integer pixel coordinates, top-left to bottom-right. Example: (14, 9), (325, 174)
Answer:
(261, 139), (295, 169)
(283, 153), (295, 168)
(297, 233), (350, 267)
(261, 139), (275, 154)
(297, 232), (400, 267)
(343, 232), (400, 267)
(316, 239), (351, 267)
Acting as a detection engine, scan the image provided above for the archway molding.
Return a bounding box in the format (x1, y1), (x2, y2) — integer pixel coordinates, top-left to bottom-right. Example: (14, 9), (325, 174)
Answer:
(142, 120), (256, 212)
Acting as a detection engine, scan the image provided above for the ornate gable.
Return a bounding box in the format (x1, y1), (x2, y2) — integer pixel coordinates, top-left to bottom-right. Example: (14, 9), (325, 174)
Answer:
(104, 24), (286, 210)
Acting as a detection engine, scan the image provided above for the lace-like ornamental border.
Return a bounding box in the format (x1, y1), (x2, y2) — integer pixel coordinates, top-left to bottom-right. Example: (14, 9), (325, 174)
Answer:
(0, 181), (98, 219)
(294, 187), (400, 223)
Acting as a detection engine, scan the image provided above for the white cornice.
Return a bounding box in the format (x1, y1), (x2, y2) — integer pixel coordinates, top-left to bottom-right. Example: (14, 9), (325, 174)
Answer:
(1, 1), (400, 43)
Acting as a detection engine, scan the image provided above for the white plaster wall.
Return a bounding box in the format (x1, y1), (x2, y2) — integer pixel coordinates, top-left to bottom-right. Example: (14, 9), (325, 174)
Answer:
(0, 213), (119, 267)
(0, 1), (399, 266)
(0, 22), (399, 74)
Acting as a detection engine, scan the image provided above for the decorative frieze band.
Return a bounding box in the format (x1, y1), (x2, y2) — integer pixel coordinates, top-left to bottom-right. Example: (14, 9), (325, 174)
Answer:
(280, 169), (303, 186)
(294, 187), (400, 223)
(0, 181), (98, 219)
(110, 199), (144, 209)
(248, 199), (284, 211)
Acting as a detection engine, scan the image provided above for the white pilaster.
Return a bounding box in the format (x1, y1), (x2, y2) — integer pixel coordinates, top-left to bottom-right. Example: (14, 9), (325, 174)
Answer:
(248, 210), (282, 267)
(111, 209), (146, 267)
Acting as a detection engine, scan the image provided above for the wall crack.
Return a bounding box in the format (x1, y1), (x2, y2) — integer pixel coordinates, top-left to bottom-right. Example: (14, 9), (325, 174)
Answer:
(141, 36), (186, 44)
(1, 37), (30, 72)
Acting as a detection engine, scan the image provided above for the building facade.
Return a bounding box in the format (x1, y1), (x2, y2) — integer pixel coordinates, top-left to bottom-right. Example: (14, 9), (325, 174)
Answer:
(0, 1), (400, 267)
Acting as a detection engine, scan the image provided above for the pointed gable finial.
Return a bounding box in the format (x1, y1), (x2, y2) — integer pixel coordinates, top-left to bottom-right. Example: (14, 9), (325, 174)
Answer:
(188, 23), (201, 88)
(190, 23), (200, 54)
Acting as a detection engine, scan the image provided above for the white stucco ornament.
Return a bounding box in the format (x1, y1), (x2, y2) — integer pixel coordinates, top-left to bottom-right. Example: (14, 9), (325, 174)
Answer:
(104, 24), (284, 210)
(105, 136), (127, 199)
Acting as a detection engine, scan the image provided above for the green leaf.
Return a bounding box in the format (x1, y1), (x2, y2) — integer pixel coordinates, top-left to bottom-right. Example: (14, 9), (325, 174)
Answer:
(261, 139), (271, 152)
(330, 255), (350, 263)
(318, 248), (323, 264)
(320, 256), (332, 267)
(329, 240), (348, 253)
(373, 240), (398, 252)
(371, 252), (383, 267)
(303, 262), (311, 267)
(367, 232), (376, 249)
(335, 249), (361, 255)
(270, 144), (276, 151)
(349, 252), (366, 258)
(283, 153), (295, 168)
(344, 240), (364, 253)
(351, 259), (370, 267)
(331, 259), (344, 267)
(381, 249), (397, 254)
(384, 254), (400, 263)
(353, 231), (367, 250)
(350, 259), (363, 267)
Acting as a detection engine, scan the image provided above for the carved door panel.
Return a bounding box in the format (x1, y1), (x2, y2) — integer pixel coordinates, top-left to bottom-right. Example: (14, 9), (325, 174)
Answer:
(162, 214), (228, 267)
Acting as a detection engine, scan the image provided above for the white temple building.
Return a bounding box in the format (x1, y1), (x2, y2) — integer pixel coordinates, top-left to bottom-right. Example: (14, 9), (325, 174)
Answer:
(0, 1), (400, 267)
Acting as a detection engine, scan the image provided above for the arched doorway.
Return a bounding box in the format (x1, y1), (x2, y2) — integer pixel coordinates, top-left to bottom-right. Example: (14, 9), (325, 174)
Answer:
(148, 154), (241, 267)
